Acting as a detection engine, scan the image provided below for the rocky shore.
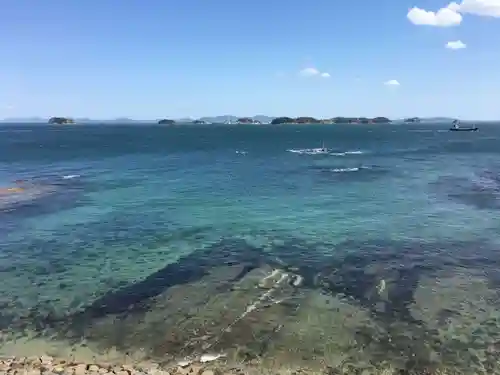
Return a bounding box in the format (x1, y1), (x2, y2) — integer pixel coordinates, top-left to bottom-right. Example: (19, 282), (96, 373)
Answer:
(0, 354), (344, 375)
(0, 355), (237, 375)
(0, 354), (479, 375)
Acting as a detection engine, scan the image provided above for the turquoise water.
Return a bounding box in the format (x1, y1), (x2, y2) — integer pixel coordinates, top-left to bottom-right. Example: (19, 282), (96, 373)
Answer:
(1, 123), (500, 373)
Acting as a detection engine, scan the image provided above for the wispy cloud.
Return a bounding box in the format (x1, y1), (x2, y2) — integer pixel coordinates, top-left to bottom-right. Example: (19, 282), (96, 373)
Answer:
(446, 40), (467, 49)
(299, 67), (320, 77)
(299, 67), (330, 78)
(384, 79), (400, 86)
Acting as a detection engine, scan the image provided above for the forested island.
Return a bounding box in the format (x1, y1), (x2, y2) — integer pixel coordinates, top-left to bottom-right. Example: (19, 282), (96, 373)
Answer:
(270, 117), (391, 125)
(158, 119), (176, 125)
(41, 116), (393, 126)
(48, 117), (75, 125)
(404, 117), (421, 123)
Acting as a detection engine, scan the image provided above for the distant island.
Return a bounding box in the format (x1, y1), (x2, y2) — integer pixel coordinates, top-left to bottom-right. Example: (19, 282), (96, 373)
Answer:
(235, 117), (261, 124)
(48, 117), (75, 125)
(271, 117), (391, 125)
(1, 115), (478, 125)
(404, 117), (421, 123)
(197, 115), (272, 124)
(158, 117), (264, 125)
(158, 119), (176, 125)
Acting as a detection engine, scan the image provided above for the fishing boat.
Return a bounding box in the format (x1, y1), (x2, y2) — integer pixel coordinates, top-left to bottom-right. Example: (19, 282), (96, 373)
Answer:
(449, 119), (478, 132)
(320, 141), (327, 152)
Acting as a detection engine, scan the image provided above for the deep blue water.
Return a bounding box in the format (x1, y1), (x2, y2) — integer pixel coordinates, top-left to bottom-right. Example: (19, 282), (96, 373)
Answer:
(1, 123), (500, 373)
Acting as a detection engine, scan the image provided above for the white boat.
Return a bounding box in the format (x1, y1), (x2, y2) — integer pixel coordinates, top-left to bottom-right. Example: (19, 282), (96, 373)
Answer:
(319, 141), (328, 153)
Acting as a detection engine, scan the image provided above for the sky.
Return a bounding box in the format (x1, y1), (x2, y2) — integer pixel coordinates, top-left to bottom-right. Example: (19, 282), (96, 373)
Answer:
(1, 0), (500, 120)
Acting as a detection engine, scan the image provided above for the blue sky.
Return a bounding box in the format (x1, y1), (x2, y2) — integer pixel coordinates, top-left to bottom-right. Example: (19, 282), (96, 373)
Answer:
(1, 0), (499, 120)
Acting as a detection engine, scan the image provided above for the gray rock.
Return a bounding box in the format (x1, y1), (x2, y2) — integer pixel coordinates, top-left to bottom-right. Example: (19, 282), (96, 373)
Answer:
(88, 364), (100, 372)
(74, 363), (88, 375)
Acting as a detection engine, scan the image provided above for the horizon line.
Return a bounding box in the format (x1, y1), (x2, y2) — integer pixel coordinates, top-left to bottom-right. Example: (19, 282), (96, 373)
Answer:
(0, 116), (475, 122)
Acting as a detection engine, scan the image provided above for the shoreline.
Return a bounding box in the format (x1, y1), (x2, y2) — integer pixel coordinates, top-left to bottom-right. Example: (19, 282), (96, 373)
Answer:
(0, 353), (485, 375)
(0, 353), (332, 375)
(2, 250), (500, 375)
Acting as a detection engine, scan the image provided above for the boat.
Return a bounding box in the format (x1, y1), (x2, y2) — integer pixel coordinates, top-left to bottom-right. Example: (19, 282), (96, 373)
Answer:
(319, 141), (328, 153)
(449, 119), (478, 132)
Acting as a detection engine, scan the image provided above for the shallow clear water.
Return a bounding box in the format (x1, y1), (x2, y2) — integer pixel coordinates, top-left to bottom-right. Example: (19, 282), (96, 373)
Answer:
(1, 123), (500, 373)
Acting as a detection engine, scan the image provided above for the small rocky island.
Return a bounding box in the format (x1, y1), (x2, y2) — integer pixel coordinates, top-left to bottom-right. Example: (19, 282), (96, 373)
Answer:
(236, 117), (261, 124)
(48, 117), (75, 125)
(158, 119), (176, 125)
(271, 116), (391, 125)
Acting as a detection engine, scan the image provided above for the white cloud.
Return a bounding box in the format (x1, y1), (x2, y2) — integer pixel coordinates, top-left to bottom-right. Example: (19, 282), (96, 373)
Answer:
(446, 40), (467, 49)
(299, 67), (320, 77)
(407, 5), (463, 26)
(408, 0), (500, 28)
(298, 67), (330, 79)
(384, 79), (400, 86)
(453, 0), (500, 17)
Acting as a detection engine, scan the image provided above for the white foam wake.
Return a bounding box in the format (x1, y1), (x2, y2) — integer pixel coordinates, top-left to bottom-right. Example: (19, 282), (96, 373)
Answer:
(287, 148), (365, 156)
(330, 167), (360, 173)
(62, 174), (80, 179)
(287, 148), (329, 155)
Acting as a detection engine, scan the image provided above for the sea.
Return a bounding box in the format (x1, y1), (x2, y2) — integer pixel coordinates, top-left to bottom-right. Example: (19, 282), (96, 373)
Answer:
(1, 123), (500, 374)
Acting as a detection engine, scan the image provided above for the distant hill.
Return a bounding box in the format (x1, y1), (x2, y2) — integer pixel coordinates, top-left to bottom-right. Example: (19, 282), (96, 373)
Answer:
(394, 117), (455, 123)
(419, 117), (455, 122)
(0, 117), (157, 124)
(75, 118), (156, 124)
(198, 115), (236, 123)
(0, 117), (46, 123)
(252, 115), (276, 123)
(174, 117), (195, 123)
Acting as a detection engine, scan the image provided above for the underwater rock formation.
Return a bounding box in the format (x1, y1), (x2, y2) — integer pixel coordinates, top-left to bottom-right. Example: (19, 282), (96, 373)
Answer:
(3, 236), (500, 373)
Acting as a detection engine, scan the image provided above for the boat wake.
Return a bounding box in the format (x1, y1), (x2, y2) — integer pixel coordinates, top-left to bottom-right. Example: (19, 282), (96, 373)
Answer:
(308, 164), (390, 181)
(62, 174), (80, 180)
(331, 150), (365, 156)
(287, 148), (365, 156)
(330, 167), (361, 173)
